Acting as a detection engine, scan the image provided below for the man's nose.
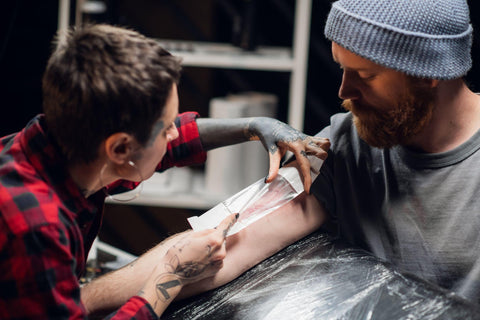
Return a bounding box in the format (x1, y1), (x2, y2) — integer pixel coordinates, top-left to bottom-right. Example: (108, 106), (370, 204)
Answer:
(338, 71), (361, 101)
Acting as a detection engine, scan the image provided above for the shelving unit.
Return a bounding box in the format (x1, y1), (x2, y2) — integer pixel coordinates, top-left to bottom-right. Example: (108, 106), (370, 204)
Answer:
(106, 169), (224, 210)
(157, 40), (294, 70)
(57, 0), (312, 131)
(57, 0), (312, 209)
(156, 0), (312, 131)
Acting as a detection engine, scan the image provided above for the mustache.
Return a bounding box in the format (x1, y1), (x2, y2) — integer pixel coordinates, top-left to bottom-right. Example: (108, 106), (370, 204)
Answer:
(342, 99), (371, 115)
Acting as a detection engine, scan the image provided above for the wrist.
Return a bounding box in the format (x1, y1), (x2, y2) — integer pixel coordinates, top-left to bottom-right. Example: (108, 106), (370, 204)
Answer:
(245, 117), (262, 141)
(140, 272), (183, 316)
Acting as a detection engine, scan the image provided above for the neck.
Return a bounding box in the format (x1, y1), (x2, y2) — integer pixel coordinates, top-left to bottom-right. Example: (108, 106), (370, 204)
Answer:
(407, 79), (480, 153)
(68, 160), (109, 198)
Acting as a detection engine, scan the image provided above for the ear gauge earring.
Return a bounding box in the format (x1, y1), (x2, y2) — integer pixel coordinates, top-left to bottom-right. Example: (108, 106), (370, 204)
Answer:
(99, 160), (145, 202)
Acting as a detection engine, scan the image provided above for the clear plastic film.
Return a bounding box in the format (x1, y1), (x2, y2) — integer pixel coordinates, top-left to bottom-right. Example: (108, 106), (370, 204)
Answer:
(188, 155), (324, 236)
(163, 231), (479, 320)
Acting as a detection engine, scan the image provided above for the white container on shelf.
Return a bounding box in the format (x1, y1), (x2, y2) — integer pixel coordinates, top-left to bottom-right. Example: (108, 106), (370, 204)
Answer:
(205, 92), (277, 198)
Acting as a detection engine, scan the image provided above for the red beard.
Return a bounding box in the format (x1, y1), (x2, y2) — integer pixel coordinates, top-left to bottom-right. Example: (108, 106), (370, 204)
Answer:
(342, 82), (435, 148)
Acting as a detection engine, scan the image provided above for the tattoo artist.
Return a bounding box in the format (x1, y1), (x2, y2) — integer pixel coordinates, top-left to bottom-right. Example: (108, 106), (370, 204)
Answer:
(0, 24), (330, 319)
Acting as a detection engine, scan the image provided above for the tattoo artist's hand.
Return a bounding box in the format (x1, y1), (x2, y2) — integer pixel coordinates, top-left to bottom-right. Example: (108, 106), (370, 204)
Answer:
(250, 117), (330, 194)
(138, 213), (238, 316)
(163, 213), (238, 285)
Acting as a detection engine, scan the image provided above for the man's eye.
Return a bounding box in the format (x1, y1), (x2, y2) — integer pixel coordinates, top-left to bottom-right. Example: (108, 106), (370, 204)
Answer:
(359, 74), (375, 81)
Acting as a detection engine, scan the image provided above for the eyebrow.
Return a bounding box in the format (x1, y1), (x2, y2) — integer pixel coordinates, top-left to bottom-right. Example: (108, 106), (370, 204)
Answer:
(333, 59), (378, 72)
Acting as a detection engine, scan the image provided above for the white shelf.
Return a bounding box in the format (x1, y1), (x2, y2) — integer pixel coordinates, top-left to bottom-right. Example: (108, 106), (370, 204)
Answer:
(156, 0), (312, 131)
(106, 192), (222, 210)
(58, 0), (312, 130)
(105, 169), (230, 210)
(157, 40), (294, 71)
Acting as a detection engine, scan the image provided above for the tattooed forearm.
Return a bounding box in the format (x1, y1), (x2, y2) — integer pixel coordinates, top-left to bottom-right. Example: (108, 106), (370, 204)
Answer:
(197, 118), (250, 150)
(156, 278), (182, 300)
(150, 258), (208, 303)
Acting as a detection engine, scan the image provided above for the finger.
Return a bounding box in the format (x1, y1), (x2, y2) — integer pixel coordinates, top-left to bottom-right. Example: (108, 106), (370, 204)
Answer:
(210, 242), (227, 262)
(294, 151), (313, 194)
(216, 213), (239, 238)
(309, 138), (331, 155)
(305, 145), (329, 160)
(266, 150), (282, 183)
(310, 137), (330, 145)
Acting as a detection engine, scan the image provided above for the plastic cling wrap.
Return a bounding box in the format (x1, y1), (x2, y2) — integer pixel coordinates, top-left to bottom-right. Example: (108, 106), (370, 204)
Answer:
(188, 156), (323, 236)
(162, 231), (479, 320)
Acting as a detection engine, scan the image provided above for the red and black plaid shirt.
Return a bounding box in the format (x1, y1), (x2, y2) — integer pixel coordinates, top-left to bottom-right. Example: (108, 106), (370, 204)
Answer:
(0, 112), (206, 319)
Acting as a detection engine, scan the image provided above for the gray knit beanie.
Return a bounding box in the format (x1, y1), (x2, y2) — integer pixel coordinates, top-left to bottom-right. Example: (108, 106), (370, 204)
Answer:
(324, 0), (473, 80)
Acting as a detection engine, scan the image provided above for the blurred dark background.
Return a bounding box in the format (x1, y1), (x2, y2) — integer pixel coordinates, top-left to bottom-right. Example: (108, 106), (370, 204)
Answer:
(1, 0), (479, 255)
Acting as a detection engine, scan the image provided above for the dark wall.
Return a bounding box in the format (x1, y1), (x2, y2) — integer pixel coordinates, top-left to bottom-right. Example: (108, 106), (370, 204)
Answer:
(0, 0), (59, 136)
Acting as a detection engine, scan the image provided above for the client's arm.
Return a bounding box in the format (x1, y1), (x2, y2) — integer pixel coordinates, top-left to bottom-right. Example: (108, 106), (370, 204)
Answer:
(178, 187), (328, 299)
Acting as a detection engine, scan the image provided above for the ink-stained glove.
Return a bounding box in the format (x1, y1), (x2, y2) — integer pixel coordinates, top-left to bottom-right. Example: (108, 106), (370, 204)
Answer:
(248, 117), (330, 194)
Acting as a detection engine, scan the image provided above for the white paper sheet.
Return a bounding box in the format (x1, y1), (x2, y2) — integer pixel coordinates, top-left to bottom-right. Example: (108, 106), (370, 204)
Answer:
(188, 156), (323, 236)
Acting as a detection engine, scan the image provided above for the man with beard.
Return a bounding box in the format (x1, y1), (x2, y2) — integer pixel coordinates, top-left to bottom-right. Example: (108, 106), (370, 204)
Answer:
(177, 0), (480, 306)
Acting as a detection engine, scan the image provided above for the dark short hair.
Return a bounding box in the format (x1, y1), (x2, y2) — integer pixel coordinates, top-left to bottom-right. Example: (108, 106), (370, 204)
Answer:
(42, 24), (182, 163)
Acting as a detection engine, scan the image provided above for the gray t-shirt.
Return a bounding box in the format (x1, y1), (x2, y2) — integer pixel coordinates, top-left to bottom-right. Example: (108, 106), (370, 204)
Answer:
(311, 112), (480, 303)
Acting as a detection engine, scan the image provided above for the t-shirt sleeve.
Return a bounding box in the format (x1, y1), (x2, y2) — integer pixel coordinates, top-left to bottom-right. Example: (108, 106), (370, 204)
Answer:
(311, 124), (337, 221)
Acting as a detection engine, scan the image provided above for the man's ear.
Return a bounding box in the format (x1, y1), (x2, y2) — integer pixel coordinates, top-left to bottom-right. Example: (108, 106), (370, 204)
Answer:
(104, 133), (136, 165)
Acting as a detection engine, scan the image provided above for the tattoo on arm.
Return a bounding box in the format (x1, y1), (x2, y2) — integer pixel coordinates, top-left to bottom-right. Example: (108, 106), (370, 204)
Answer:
(174, 261), (208, 278)
(156, 279), (182, 300)
(151, 251), (210, 303)
(261, 120), (308, 155)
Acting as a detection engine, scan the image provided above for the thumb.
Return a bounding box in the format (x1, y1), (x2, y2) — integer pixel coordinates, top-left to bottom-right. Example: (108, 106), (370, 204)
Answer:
(216, 213), (239, 237)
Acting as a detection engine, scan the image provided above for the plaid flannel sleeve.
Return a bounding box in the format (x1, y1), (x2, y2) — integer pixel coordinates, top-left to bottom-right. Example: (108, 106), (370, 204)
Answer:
(157, 111), (207, 171)
(0, 224), (156, 319)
